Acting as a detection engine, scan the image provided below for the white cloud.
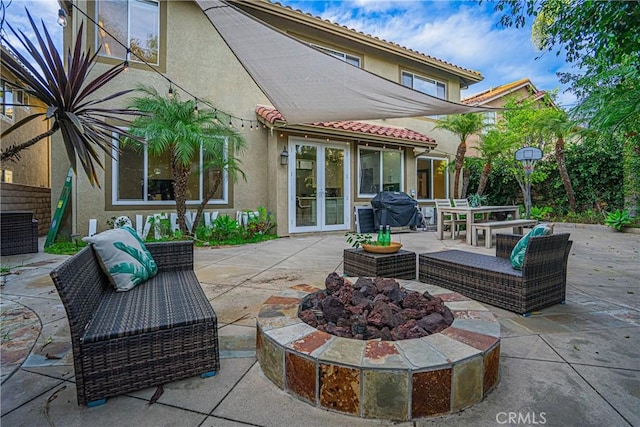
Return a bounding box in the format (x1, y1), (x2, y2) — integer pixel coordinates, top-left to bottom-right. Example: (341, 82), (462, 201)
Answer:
(281, 0), (577, 107)
(2, 0), (63, 59)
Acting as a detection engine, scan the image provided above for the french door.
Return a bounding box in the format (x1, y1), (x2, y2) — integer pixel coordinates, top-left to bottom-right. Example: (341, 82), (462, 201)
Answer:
(288, 138), (350, 233)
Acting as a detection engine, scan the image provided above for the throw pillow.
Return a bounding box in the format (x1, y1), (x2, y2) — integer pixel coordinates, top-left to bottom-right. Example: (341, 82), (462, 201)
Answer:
(510, 223), (554, 270)
(83, 226), (158, 291)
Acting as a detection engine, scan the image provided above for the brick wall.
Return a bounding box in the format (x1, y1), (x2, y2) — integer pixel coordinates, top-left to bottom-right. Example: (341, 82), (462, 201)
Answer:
(0, 183), (51, 235)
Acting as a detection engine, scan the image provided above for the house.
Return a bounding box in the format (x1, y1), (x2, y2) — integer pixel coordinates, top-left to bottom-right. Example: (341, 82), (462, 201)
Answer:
(0, 56), (52, 235)
(461, 78), (554, 156)
(52, 0), (486, 237)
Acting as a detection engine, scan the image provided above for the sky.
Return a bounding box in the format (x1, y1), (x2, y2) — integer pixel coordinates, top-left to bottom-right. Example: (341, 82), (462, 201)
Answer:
(2, 0), (577, 108)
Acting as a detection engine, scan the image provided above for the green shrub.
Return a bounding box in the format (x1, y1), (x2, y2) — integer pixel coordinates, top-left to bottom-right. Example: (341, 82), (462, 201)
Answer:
(605, 209), (631, 231)
(212, 214), (240, 241)
(244, 206), (276, 237)
(529, 206), (553, 221)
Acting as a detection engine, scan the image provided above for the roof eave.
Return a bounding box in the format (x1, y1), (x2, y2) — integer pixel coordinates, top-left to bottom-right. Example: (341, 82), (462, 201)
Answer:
(256, 116), (437, 148)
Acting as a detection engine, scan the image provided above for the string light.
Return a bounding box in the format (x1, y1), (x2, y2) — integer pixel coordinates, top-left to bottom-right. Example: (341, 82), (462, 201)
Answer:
(168, 83), (174, 99)
(57, 8), (67, 27)
(123, 49), (130, 72)
(241, 119), (244, 129)
(193, 99), (199, 116)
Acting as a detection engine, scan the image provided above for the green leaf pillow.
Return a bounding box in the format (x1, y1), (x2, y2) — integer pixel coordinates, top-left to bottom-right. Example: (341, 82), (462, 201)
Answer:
(83, 226), (158, 291)
(510, 223), (554, 270)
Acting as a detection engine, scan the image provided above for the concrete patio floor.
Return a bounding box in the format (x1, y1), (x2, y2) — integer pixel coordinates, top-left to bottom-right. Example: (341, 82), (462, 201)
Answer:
(1, 224), (638, 426)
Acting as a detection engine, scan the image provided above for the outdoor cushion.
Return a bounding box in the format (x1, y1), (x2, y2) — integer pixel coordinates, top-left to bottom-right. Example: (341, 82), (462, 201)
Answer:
(83, 226), (158, 291)
(510, 223), (554, 270)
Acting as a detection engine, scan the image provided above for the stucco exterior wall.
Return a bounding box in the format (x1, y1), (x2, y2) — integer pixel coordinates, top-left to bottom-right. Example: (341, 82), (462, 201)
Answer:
(54, 0), (480, 238)
(54, 0), (275, 237)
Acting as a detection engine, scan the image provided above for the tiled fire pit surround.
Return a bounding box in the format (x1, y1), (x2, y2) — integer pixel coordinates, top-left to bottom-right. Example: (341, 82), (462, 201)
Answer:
(256, 279), (501, 421)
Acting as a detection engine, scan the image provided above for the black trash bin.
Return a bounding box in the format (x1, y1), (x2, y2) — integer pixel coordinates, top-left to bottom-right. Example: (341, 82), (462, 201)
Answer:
(370, 191), (421, 229)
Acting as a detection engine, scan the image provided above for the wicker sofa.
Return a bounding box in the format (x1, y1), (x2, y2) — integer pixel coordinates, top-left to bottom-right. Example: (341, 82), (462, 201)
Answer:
(419, 233), (572, 315)
(49, 240), (220, 406)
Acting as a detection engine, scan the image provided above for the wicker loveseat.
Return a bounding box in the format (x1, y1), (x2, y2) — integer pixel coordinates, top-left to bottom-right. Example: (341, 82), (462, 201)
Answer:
(49, 240), (220, 406)
(419, 233), (572, 315)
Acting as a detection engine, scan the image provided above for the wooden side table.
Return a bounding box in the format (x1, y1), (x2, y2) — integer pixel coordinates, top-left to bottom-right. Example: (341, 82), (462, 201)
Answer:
(343, 248), (416, 279)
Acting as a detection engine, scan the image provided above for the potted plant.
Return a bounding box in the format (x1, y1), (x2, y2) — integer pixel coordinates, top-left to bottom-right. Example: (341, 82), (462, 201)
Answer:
(344, 232), (373, 248)
(468, 193), (488, 208)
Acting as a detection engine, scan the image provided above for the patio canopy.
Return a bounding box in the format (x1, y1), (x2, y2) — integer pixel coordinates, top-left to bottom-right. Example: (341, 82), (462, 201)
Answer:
(196, 0), (495, 125)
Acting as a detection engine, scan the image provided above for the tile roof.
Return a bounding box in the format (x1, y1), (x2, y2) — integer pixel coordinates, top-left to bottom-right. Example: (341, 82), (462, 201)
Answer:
(462, 78), (539, 105)
(266, 1), (482, 79)
(255, 106), (436, 144)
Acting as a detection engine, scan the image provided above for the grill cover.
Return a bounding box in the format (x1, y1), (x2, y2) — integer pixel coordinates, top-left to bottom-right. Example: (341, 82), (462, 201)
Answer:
(371, 192), (420, 228)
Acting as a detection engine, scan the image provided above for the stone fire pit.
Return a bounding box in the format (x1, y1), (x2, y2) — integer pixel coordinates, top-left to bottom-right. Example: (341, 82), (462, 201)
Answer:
(256, 277), (501, 421)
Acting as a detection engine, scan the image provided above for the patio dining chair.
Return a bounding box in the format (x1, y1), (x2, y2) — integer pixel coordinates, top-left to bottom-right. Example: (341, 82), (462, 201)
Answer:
(435, 199), (465, 238)
(451, 199), (471, 238)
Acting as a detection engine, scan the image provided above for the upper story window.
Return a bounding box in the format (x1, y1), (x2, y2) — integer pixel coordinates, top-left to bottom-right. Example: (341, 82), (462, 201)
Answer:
(0, 81), (14, 120)
(401, 71), (446, 100)
(482, 111), (497, 132)
(97, 0), (160, 65)
(311, 44), (361, 67)
(358, 146), (404, 198)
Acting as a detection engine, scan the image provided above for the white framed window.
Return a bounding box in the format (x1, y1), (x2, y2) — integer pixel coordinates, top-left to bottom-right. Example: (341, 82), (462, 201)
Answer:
(1, 81), (14, 120)
(401, 71), (446, 99)
(311, 44), (361, 67)
(482, 111), (497, 133)
(358, 146), (404, 198)
(111, 133), (228, 205)
(416, 156), (448, 201)
(96, 0), (160, 65)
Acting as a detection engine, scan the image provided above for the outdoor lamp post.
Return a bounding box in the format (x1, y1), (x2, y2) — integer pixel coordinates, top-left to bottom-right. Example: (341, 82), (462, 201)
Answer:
(515, 146), (543, 219)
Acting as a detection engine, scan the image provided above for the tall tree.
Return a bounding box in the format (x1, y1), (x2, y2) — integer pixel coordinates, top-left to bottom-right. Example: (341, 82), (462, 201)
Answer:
(435, 113), (484, 198)
(0, 10), (143, 186)
(533, 106), (577, 211)
(126, 86), (247, 234)
(476, 129), (515, 196)
(495, 97), (552, 216)
(490, 0), (640, 216)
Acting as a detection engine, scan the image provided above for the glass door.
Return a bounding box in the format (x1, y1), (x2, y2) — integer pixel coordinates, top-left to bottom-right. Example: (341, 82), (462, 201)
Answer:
(289, 139), (350, 233)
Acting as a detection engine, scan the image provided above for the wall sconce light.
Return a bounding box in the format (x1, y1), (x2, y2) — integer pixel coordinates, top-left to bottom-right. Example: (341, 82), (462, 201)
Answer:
(57, 8), (67, 27)
(280, 146), (289, 166)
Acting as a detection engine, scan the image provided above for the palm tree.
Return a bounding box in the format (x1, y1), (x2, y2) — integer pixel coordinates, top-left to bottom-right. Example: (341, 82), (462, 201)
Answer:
(0, 10), (143, 186)
(435, 113), (485, 198)
(534, 108), (577, 211)
(476, 129), (515, 196)
(126, 86), (247, 234)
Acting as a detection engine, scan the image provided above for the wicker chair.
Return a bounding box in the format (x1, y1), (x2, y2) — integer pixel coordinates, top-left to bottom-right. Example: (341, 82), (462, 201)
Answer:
(0, 211), (38, 256)
(49, 241), (220, 406)
(419, 233), (572, 315)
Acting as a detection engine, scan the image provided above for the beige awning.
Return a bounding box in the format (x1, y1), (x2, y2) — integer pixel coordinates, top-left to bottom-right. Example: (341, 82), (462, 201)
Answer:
(196, 0), (495, 125)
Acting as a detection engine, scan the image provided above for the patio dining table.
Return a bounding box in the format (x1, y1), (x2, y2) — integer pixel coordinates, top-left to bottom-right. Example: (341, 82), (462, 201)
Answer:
(436, 205), (519, 245)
